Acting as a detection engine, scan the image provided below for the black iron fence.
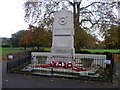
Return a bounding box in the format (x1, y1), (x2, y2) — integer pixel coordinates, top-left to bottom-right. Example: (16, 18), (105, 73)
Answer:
(7, 52), (31, 73)
(6, 52), (114, 82)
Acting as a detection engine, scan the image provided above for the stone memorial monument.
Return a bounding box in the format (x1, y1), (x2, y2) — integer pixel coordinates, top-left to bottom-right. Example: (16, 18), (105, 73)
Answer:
(23, 3), (107, 77)
(51, 6), (75, 60)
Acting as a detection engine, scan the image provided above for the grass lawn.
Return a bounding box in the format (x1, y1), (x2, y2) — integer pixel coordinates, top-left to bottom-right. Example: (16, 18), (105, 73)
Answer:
(44, 48), (51, 51)
(1, 48), (120, 54)
(1, 48), (27, 59)
(81, 49), (120, 53)
(42, 48), (120, 53)
(2, 48), (21, 53)
(1, 47), (119, 61)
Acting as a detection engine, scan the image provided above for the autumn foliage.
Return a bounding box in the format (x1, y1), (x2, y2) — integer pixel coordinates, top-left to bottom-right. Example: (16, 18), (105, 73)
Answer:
(20, 26), (52, 49)
(104, 25), (120, 49)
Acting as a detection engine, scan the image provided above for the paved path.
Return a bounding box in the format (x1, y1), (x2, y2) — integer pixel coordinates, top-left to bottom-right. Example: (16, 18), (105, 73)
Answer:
(114, 61), (120, 89)
(0, 62), (2, 90)
(2, 61), (119, 89)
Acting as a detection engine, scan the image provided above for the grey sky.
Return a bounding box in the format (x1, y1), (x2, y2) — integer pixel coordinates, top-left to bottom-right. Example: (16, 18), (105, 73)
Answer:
(0, 0), (28, 38)
(0, 0), (118, 39)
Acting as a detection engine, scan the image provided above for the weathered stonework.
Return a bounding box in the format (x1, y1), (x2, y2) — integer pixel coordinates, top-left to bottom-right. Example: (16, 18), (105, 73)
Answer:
(51, 8), (75, 57)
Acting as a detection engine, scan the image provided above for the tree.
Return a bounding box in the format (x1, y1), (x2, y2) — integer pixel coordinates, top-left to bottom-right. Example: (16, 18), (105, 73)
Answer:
(23, 0), (117, 49)
(20, 26), (52, 49)
(118, 26), (120, 49)
(10, 30), (26, 47)
(24, 1), (117, 29)
(32, 27), (52, 49)
(19, 30), (34, 49)
(75, 27), (97, 50)
(104, 25), (120, 49)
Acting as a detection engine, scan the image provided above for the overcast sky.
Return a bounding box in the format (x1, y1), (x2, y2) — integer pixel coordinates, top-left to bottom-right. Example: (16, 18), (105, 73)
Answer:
(0, 0), (118, 39)
(0, 0), (28, 38)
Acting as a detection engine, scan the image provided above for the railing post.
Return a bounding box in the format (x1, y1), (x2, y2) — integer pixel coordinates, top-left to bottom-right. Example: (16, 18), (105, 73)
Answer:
(51, 67), (53, 77)
(104, 52), (114, 82)
(110, 54), (114, 83)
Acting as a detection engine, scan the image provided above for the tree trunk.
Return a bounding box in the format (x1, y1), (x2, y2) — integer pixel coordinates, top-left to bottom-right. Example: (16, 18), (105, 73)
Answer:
(24, 46), (26, 50)
(73, 2), (76, 28)
(73, 2), (81, 51)
(73, 2), (80, 30)
(77, 2), (80, 28)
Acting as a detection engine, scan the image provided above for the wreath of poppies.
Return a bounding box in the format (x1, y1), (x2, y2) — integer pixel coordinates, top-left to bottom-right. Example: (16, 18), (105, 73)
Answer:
(35, 61), (87, 72)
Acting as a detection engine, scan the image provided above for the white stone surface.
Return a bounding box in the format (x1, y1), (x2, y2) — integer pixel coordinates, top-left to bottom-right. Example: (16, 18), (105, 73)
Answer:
(21, 66), (33, 72)
(53, 28), (74, 35)
(31, 52), (106, 68)
(31, 52), (51, 57)
(52, 36), (74, 48)
(75, 54), (106, 68)
(51, 8), (75, 56)
(53, 9), (74, 29)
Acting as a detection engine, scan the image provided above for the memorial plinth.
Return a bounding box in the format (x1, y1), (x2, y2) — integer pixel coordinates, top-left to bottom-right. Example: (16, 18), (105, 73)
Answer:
(51, 8), (75, 59)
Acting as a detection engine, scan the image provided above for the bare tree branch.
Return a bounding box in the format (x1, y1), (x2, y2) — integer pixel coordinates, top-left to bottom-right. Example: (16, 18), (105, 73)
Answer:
(79, 2), (111, 11)
(67, 0), (73, 6)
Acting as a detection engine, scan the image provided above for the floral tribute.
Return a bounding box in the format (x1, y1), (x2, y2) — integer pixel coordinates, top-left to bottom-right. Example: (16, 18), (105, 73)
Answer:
(35, 61), (87, 72)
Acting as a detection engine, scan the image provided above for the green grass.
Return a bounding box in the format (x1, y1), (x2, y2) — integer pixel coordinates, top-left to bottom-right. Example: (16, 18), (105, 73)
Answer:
(44, 48), (51, 51)
(81, 49), (120, 53)
(2, 48), (120, 53)
(29, 48), (120, 53)
(2, 48), (21, 53)
(1, 48), (27, 58)
(44, 48), (120, 53)
(1, 47), (120, 59)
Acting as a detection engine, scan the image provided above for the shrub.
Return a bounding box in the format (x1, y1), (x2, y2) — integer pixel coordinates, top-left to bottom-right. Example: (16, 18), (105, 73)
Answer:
(75, 50), (91, 54)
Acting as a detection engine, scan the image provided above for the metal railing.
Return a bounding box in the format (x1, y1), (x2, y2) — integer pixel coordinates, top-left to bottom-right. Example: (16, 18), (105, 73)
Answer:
(6, 52), (114, 82)
(7, 52), (31, 73)
(29, 52), (113, 82)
